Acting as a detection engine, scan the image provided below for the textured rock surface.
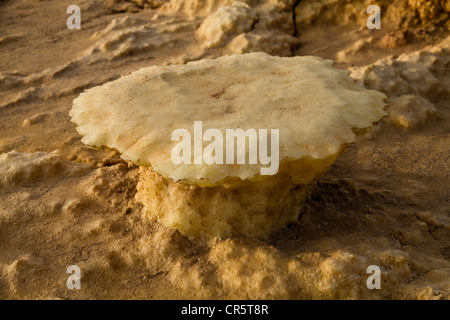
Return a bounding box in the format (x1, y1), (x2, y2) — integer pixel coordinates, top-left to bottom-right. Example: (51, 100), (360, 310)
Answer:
(195, 1), (259, 48)
(350, 36), (450, 129)
(0, 0), (449, 300)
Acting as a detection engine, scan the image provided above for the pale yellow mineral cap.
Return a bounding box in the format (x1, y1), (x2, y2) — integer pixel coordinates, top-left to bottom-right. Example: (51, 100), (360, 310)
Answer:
(70, 52), (386, 185)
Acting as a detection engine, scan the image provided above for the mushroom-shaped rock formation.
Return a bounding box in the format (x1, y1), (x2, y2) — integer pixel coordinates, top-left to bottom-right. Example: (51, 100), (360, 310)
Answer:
(70, 52), (386, 240)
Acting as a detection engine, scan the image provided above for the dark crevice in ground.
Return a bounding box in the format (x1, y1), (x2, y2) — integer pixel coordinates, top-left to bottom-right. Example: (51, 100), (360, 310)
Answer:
(290, 0), (302, 55)
(292, 0), (302, 38)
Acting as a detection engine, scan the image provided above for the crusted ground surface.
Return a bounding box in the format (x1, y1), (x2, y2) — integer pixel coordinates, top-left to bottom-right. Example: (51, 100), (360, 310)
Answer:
(0, 0), (449, 299)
